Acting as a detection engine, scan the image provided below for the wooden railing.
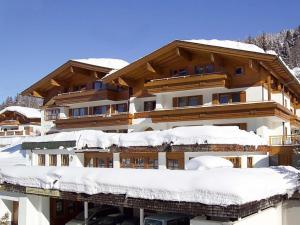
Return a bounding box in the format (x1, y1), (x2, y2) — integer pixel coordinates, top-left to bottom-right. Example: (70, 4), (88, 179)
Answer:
(269, 135), (300, 146)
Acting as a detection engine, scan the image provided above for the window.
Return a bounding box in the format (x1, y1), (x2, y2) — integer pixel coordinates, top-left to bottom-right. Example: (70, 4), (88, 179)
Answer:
(178, 68), (188, 76)
(167, 159), (180, 170)
(205, 64), (214, 73)
(38, 154), (45, 166)
(247, 157), (253, 168)
(218, 92), (244, 104)
(45, 108), (60, 121)
(121, 158), (131, 168)
(148, 159), (158, 169)
(219, 94), (230, 104)
(176, 96), (203, 107)
(235, 67), (244, 76)
(86, 158), (94, 167)
(71, 108), (87, 117)
(93, 81), (105, 90)
(144, 101), (156, 111)
(49, 154), (57, 166)
(61, 154), (69, 166)
(97, 159), (106, 168)
(194, 65), (205, 74)
(55, 200), (64, 216)
(93, 106), (107, 115)
(135, 158), (145, 169)
(115, 104), (127, 113)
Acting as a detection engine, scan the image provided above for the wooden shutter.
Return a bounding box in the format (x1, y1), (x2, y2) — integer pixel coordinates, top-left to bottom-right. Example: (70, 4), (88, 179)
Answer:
(173, 97), (178, 107)
(212, 94), (219, 104)
(111, 105), (116, 114)
(198, 95), (203, 105)
(69, 109), (73, 117)
(240, 91), (246, 102)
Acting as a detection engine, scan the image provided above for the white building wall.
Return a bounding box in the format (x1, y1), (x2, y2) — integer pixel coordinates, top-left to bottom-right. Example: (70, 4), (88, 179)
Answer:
(0, 199), (13, 222)
(191, 204), (282, 225)
(282, 200), (300, 225)
(18, 195), (50, 225)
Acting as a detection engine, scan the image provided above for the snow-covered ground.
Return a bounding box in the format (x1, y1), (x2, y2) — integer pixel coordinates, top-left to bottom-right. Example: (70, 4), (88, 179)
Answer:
(22, 126), (267, 149)
(0, 165), (298, 206)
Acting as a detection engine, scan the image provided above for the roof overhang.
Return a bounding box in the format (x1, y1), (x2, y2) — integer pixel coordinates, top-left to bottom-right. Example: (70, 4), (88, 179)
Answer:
(21, 60), (114, 97)
(102, 40), (300, 97)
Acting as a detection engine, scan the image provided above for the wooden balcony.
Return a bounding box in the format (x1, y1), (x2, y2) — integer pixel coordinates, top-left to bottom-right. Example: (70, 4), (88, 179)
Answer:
(144, 73), (228, 93)
(269, 135), (300, 146)
(0, 120), (20, 126)
(53, 89), (129, 105)
(55, 113), (133, 129)
(134, 102), (293, 123)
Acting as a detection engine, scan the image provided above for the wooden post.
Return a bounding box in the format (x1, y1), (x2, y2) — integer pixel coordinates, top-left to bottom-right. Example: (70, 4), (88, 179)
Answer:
(267, 75), (272, 101)
(84, 201), (88, 225)
(140, 208), (144, 225)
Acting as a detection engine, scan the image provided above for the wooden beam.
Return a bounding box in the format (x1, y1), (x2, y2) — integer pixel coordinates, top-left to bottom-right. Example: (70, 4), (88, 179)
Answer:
(176, 47), (192, 61)
(249, 59), (259, 72)
(32, 90), (43, 98)
(267, 75), (272, 101)
(146, 62), (162, 74)
(117, 77), (130, 87)
(50, 79), (61, 87)
(91, 71), (100, 79)
(70, 66), (74, 73)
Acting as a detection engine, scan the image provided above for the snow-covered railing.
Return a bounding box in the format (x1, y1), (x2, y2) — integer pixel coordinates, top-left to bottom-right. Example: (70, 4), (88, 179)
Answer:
(269, 135), (300, 146)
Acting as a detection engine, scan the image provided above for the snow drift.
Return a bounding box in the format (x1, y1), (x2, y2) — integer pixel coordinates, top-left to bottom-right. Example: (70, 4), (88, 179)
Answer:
(0, 165), (298, 206)
(23, 126), (267, 150)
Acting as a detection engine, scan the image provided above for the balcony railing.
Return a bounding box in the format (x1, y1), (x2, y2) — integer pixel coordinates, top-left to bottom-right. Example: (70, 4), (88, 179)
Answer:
(0, 130), (30, 137)
(53, 89), (129, 105)
(269, 135), (300, 146)
(144, 73), (228, 93)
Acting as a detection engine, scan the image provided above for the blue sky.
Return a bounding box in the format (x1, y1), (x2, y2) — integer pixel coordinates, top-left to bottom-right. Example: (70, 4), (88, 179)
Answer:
(0, 0), (299, 102)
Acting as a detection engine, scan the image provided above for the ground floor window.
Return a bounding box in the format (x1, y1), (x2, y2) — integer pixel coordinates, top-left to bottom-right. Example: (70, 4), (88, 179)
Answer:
(167, 159), (180, 170)
(166, 152), (184, 170)
(120, 153), (158, 169)
(61, 154), (69, 166)
(38, 154), (45, 166)
(247, 157), (253, 168)
(49, 154), (57, 166)
(84, 153), (113, 168)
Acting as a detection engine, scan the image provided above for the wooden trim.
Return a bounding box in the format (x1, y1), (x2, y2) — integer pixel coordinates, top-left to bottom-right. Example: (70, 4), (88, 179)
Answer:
(55, 113), (133, 129)
(134, 102), (293, 123)
(144, 74), (227, 93)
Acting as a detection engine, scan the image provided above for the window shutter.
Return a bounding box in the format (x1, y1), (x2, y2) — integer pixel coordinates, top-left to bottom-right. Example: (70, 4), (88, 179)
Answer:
(173, 97), (178, 107)
(111, 104), (116, 114)
(124, 103), (128, 112)
(69, 109), (73, 117)
(240, 91), (246, 102)
(198, 95), (203, 105)
(212, 94), (219, 104)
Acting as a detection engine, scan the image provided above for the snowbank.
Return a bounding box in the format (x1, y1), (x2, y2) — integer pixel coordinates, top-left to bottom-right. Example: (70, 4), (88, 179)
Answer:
(293, 67), (300, 78)
(23, 126), (267, 149)
(73, 58), (129, 70)
(0, 166), (298, 206)
(0, 143), (29, 166)
(0, 106), (41, 119)
(185, 156), (233, 170)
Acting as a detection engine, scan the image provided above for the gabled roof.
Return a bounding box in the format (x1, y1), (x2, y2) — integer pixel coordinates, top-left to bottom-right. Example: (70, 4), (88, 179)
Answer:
(22, 58), (128, 97)
(0, 106), (41, 119)
(102, 39), (300, 97)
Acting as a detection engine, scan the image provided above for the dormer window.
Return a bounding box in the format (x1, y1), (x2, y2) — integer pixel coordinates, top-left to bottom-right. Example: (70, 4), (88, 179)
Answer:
(235, 67), (244, 76)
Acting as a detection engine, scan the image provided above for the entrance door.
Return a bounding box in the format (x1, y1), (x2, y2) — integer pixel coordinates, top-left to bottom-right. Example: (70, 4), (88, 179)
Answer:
(12, 201), (19, 225)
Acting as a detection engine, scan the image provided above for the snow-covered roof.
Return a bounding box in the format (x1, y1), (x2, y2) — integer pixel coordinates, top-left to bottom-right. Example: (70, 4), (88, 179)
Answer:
(0, 165), (298, 206)
(72, 58), (129, 70)
(23, 126), (267, 149)
(0, 106), (41, 119)
(183, 39), (268, 54)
